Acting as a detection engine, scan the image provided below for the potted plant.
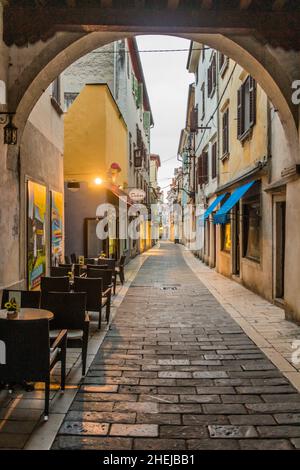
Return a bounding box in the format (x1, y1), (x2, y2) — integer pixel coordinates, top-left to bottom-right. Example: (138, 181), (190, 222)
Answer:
(4, 297), (19, 319)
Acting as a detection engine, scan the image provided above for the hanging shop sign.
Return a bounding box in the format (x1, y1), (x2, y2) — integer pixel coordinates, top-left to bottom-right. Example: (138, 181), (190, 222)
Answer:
(129, 188), (146, 203)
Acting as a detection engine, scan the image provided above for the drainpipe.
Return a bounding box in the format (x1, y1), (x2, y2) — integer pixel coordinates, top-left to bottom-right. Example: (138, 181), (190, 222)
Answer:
(267, 99), (272, 185)
(113, 41), (117, 100)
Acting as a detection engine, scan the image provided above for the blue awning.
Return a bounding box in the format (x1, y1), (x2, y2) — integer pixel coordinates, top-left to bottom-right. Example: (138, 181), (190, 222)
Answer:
(200, 193), (227, 222)
(213, 180), (256, 224)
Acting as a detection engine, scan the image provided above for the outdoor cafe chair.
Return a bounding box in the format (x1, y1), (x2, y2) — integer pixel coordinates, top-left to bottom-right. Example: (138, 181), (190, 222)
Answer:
(50, 266), (71, 277)
(40, 291), (89, 376)
(86, 269), (113, 321)
(97, 258), (117, 294)
(59, 263), (73, 269)
(1, 289), (41, 309)
(74, 264), (85, 277)
(70, 253), (77, 264)
(87, 268), (113, 288)
(64, 255), (71, 264)
(115, 254), (126, 285)
(41, 276), (70, 293)
(74, 277), (111, 329)
(86, 263), (109, 271)
(0, 318), (67, 421)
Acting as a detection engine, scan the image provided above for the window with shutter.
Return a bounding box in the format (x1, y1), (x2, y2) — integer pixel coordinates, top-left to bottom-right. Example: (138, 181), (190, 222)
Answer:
(207, 67), (212, 97)
(212, 142), (217, 179)
(190, 106), (198, 133)
(197, 154), (203, 186)
(249, 77), (256, 127)
(212, 54), (216, 90)
(129, 133), (133, 166)
(203, 151), (209, 184)
(201, 83), (205, 118)
(207, 54), (216, 97)
(222, 109), (229, 157)
(52, 76), (61, 105)
(219, 53), (229, 77)
(134, 148), (143, 168)
(219, 53), (225, 70)
(136, 125), (142, 148)
(143, 111), (151, 132)
(137, 83), (143, 109)
(237, 87), (243, 139)
(237, 76), (256, 141)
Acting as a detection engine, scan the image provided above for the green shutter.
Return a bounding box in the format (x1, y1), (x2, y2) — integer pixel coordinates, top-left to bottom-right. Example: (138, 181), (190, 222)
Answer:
(136, 82), (143, 108)
(143, 111), (151, 131)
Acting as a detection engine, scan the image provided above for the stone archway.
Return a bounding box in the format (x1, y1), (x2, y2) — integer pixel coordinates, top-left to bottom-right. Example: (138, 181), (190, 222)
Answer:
(7, 30), (300, 167)
(1, 1), (300, 289)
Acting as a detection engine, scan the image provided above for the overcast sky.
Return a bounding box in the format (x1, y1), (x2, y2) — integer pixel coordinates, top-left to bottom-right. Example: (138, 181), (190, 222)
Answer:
(136, 35), (193, 196)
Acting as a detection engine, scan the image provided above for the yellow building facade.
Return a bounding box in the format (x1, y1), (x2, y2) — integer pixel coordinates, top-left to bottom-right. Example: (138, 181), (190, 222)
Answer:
(64, 84), (128, 260)
(64, 84), (128, 188)
(216, 60), (272, 301)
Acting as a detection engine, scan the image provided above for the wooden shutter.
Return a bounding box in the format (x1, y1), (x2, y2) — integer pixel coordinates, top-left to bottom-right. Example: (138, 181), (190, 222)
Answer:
(219, 53), (225, 71)
(136, 126), (142, 148)
(207, 66), (212, 96)
(223, 109), (229, 155)
(237, 86), (243, 139)
(249, 77), (256, 127)
(212, 54), (216, 89)
(190, 106), (198, 132)
(134, 149), (143, 168)
(143, 111), (151, 131)
(197, 154), (203, 186)
(137, 83), (143, 109)
(203, 151), (208, 184)
(212, 142), (217, 179)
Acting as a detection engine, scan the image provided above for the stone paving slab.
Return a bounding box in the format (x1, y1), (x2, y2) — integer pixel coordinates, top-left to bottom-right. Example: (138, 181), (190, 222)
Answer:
(51, 242), (300, 450)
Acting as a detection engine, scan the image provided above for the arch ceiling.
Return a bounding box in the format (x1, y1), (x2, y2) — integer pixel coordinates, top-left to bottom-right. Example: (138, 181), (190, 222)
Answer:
(4, 0), (300, 50)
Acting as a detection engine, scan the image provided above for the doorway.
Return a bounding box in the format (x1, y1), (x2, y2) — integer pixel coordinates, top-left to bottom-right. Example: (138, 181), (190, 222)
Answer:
(213, 223), (217, 268)
(232, 205), (240, 276)
(274, 199), (286, 300)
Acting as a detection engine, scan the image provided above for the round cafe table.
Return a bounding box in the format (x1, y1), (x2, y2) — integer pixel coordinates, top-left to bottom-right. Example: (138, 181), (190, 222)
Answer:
(0, 308), (53, 321)
(0, 308), (54, 392)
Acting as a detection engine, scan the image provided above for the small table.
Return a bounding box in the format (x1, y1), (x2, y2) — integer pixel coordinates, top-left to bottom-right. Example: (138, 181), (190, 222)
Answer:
(0, 308), (54, 392)
(0, 308), (53, 321)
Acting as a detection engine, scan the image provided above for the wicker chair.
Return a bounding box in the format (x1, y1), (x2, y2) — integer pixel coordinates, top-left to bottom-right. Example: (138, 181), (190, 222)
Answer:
(40, 291), (89, 376)
(0, 318), (67, 421)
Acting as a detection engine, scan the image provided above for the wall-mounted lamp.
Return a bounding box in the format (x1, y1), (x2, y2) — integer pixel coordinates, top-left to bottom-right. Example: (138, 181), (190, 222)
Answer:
(94, 177), (103, 185)
(0, 113), (18, 145)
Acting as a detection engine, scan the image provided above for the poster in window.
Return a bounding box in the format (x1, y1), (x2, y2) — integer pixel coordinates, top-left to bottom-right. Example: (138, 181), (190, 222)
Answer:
(27, 180), (47, 290)
(51, 191), (64, 267)
(223, 222), (231, 252)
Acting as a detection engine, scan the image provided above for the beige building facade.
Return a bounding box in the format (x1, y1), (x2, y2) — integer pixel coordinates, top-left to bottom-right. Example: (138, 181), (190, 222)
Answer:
(17, 80), (64, 289)
(187, 45), (300, 324)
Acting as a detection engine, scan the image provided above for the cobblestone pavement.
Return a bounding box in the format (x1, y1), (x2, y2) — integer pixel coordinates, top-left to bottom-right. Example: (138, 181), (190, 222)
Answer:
(0, 254), (148, 450)
(183, 247), (300, 378)
(52, 243), (300, 450)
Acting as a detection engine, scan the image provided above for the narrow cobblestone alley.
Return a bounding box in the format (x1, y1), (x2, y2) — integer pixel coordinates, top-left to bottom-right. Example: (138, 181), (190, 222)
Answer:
(52, 243), (300, 451)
